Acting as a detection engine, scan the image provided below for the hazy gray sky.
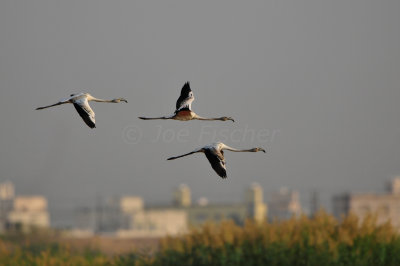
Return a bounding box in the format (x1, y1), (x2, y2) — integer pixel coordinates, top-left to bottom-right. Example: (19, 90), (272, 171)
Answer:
(1, 1), (399, 226)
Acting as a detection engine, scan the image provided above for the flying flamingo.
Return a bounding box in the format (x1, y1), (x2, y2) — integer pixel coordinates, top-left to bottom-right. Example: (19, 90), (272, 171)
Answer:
(167, 142), (265, 178)
(36, 93), (127, 128)
(139, 82), (234, 122)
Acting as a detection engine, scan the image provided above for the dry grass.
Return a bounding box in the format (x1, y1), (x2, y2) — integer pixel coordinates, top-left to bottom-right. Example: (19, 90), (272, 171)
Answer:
(0, 211), (399, 265)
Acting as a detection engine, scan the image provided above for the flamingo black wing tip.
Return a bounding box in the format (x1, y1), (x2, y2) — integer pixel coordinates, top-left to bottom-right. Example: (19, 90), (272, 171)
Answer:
(217, 170), (227, 178)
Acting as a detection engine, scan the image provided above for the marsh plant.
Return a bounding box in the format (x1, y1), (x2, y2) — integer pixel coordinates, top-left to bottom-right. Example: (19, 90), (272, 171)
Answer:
(0, 211), (399, 266)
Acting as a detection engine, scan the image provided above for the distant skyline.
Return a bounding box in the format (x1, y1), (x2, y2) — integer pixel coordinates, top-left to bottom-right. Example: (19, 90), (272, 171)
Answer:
(0, 1), (399, 227)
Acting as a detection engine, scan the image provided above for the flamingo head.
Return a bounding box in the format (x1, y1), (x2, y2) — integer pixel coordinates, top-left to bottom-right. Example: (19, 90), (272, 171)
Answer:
(252, 147), (266, 153)
(221, 116), (235, 122)
(113, 98), (128, 103)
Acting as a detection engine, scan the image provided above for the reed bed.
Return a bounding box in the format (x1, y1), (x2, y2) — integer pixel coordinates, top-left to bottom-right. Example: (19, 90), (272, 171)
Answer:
(0, 211), (399, 265)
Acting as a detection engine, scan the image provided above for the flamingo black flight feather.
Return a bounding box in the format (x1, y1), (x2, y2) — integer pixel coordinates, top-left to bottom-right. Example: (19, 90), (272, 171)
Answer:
(176, 82), (193, 111)
(73, 103), (96, 128)
(204, 149), (227, 178)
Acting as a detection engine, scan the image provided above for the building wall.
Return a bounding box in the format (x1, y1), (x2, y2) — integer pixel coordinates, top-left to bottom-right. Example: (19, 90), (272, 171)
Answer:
(173, 184), (191, 207)
(117, 209), (187, 238)
(389, 177), (400, 195)
(172, 183), (267, 226)
(0, 182), (14, 231)
(120, 196), (143, 214)
(0, 182), (14, 200)
(74, 183), (269, 237)
(349, 194), (400, 227)
(332, 178), (400, 230)
(14, 196), (48, 212)
(7, 196), (50, 231)
(246, 183), (267, 223)
(7, 211), (50, 228)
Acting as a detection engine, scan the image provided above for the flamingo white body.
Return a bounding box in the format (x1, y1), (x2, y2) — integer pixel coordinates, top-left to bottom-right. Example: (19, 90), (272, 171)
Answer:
(167, 142), (265, 178)
(139, 82), (234, 122)
(36, 93), (127, 128)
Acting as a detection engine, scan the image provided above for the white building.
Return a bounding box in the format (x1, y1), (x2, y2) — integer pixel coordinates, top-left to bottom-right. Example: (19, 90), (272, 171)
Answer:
(76, 195), (188, 238)
(117, 209), (187, 238)
(333, 177), (400, 230)
(246, 183), (267, 223)
(74, 183), (269, 238)
(7, 196), (50, 231)
(0, 182), (15, 231)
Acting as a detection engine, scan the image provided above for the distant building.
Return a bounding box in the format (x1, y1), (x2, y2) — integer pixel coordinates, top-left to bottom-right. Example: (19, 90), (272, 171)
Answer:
(333, 177), (400, 229)
(120, 196), (144, 213)
(389, 178), (400, 195)
(246, 183), (267, 223)
(75, 196), (139, 233)
(171, 183), (267, 226)
(176, 203), (248, 227)
(120, 196), (144, 229)
(117, 209), (187, 238)
(76, 195), (188, 238)
(0, 182), (50, 232)
(0, 181), (14, 200)
(267, 187), (302, 220)
(75, 183), (268, 237)
(173, 184), (191, 207)
(7, 196), (50, 232)
(74, 207), (95, 234)
(0, 182), (14, 231)
(96, 196), (121, 233)
(117, 195), (187, 238)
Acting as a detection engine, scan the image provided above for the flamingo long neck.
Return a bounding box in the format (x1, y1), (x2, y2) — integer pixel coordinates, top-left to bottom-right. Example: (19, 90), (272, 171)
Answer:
(90, 97), (114, 103)
(221, 144), (254, 152)
(194, 114), (226, 121)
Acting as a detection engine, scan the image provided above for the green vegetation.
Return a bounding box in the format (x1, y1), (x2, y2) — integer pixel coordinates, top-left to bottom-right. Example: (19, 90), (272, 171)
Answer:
(1, 211), (400, 265)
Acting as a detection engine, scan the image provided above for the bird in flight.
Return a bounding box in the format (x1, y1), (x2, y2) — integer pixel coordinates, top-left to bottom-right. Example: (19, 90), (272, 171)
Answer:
(139, 82), (234, 122)
(167, 142), (265, 178)
(36, 93), (127, 128)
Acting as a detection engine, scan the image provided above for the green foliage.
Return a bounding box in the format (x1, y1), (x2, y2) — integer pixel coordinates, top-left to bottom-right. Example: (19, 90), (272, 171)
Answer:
(156, 211), (400, 266)
(0, 211), (400, 265)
